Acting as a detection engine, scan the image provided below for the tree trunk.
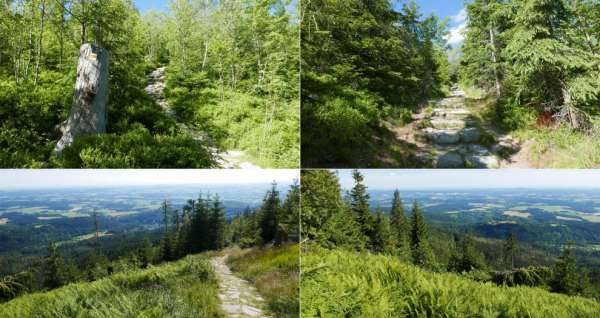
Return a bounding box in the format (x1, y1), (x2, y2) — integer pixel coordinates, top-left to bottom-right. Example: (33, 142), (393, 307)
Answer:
(489, 25), (501, 97)
(54, 44), (109, 153)
(34, 0), (45, 84)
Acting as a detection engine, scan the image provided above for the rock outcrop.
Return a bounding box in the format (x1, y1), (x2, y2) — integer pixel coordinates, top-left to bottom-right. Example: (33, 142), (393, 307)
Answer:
(54, 44), (109, 153)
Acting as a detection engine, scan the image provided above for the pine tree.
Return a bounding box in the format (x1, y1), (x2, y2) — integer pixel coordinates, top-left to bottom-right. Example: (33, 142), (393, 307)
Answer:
(551, 242), (579, 295)
(278, 179), (300, 244)
(389, 189), (410, 257)
(259, 182), (280, 245)
(372, 208), (396, 254)
(188, 194), (210, 253)
(208, 195), (226, 250)
(138, 237), (153, 269)
(43, 242), (65, 289)
(503, 232), (518, 269)
(456, 235), (486, 272)
(300, 170), (366, 250)
(410, 201), (434, 268)
(349, 170), (374, 249)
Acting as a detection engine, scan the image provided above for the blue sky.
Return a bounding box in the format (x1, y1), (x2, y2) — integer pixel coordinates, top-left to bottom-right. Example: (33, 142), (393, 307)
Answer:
(0, 170), (298, 190)
(337, 170), (600, 190)
(134, 0), (168, 13)
(394, 0), (468, 46)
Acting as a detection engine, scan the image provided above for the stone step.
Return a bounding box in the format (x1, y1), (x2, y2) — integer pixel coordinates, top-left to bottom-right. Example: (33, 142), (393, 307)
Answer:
(433, 144), (500, 168)
(429, 118), (476, 129)
(423, 127), (482, 144)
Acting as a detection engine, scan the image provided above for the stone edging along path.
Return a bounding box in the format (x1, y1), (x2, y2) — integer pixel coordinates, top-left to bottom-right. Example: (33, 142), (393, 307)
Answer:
(412, 89), (521, 168)
(144, 67), (261, 169)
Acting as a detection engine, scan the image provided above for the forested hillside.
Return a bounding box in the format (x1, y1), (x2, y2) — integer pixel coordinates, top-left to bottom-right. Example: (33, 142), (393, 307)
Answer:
(0, 181), (299, 317)
(301, 0), (450, 167)
(300, 170), (600, 316)
(0, 0), (299, 168)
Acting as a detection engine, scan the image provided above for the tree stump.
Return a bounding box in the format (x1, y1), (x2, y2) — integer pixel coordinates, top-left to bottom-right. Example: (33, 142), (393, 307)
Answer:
(54, 43), (109, 153)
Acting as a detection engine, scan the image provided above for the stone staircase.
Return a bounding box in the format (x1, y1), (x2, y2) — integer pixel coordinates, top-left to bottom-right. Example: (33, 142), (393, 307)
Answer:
(415, 89), (519, 168)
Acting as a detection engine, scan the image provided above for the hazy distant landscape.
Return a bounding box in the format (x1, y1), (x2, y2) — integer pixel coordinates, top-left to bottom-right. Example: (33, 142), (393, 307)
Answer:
(0, 182), (290, 266)
(362, 189), (600, 251)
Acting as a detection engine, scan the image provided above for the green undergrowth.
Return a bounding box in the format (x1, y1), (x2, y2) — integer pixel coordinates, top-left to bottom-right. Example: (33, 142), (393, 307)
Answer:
(301, 247), (600, 318)
(513, 124), (600, 168)
(227, 244), (299, 318)
(0, 254), (222, 318)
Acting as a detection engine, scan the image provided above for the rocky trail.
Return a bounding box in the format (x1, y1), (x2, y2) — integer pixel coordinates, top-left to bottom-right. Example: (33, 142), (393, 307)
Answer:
(210, 255), (270, 318)
(400, 88), (523, 168)
(144, 67), (261, 169)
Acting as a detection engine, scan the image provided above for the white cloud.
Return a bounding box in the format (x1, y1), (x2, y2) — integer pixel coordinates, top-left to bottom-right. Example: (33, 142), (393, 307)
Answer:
(451, 8), (467, 24)
(444, 21), (467, 46)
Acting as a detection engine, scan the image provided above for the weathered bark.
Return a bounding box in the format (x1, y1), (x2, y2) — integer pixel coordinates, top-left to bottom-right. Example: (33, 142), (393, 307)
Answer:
(54, 43), (109, 153)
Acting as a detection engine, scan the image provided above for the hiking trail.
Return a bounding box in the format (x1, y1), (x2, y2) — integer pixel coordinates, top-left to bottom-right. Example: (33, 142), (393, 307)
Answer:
(399, 87), (523, 168)
(210, 255), (270, 318)
(145, 67), (261, 169)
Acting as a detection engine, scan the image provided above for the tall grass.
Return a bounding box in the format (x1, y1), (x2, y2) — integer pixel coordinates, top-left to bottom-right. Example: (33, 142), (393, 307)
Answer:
(0, 255), (222, 318)
(513, 124), (600, 168)
(301, 247), (600, 318)
(227, 244), (299, 318)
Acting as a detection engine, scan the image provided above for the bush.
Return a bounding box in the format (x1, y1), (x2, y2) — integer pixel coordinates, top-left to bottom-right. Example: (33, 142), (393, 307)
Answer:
(52, 125), (216, 168)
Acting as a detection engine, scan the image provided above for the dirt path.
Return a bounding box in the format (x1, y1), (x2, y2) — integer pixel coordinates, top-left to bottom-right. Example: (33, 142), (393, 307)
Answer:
(398, 88), (523, 168)
(145, 67), (261, 169)
(210, 255), (270, 318)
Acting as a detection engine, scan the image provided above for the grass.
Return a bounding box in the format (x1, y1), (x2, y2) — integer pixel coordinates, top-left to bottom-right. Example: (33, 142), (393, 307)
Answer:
(301, 247), (600, 318)
(227, 244), (299, 318)
(0, 254), (223, 318)
(512, 124), (600, 168)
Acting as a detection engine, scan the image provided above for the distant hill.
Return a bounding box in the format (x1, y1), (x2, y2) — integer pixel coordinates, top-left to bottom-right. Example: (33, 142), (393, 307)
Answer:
(301, 248), (600, 317)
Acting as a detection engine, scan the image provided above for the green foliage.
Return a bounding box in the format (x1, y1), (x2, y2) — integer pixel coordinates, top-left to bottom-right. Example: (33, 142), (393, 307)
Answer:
(410, 201), (435, 268)
(227, 244), (299, 318)
(301, 0), (449, 166)
(259, 183), (281, 245)
(52, 125), (216, 168)
(300, 170), (366, 250)
(390, 189), (410, 258)
(301, 248), (600, 317)
(0, 254), (223, 317)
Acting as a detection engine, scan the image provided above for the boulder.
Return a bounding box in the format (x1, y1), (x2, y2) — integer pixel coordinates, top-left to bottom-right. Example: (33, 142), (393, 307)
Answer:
(54, 44), (109, 153)
(460, 127), (481, 143)
(466, 154), (500, 168)
(435, 152), (464, 168)
(428, 129), (461, 144)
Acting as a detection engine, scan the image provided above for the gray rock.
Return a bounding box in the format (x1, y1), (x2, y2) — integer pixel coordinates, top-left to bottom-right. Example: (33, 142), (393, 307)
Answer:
(428, 129), (461, 144)
(436, 152), (464, 168)
(466, 154), (500, 168)
(430, 118), (466, 129)
(55, 43), (109, 153)
(461, 127), (481, 143)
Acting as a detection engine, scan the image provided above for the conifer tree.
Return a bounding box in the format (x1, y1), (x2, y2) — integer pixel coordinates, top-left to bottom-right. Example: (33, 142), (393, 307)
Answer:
(208, 195), (226, 250)
(551, 242), (579, 295)
(138, 237), (153, 269)
(188, 194), (210, 253)
(389, 189), (410, 256)
(300, 170), (366, 250)
(410, 201), (434, 268)
(349, 170), (374, 249)
(278, 179), (300, 244)
(43, 242), (66, 289)
(259, 182), (280, 245)
(503, 232), (518, 269)
(372, 208), (396, 254)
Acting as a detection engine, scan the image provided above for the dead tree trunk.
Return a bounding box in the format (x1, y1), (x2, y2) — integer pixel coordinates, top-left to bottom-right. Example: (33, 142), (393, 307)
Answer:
(54, 43), (109, 153)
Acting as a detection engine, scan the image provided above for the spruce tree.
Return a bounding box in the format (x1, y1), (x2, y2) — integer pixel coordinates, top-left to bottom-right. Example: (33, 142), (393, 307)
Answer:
(278, 179), (300, 244)
(301, 170), (366, 250)
(551, 242), (579, 295)
(259, 182), (280, 245)
(188, 194), (210, 253)
(208, 195), (226, 250)
(372, 208), (396, 254)
(43, 242), (66, 290)
(349, 170), (374, 249)
(138, 237), (153, 269)
(503, 232), (518, 269)
(389, 189), (409, 256)
(410, 201), (434, 268)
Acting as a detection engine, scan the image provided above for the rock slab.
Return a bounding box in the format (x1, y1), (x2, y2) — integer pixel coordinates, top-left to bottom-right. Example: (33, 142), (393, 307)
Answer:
(55, 44), (109, 153)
